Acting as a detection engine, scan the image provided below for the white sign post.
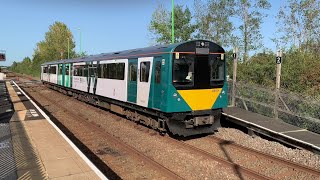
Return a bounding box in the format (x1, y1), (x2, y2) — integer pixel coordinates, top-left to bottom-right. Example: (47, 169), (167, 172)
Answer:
(274, 50), (282, 119)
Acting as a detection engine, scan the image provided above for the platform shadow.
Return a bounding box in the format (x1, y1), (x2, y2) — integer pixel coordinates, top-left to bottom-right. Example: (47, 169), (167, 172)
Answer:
(10, 119), (48, 179)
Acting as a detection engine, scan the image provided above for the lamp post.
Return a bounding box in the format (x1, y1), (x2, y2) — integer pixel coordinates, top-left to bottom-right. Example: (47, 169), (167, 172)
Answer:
(171, 0), (175, 43)
(78, 28), (82, 56)
(67, 38), (70, 59)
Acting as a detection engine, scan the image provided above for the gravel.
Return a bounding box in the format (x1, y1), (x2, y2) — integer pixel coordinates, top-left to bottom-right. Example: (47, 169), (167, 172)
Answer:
(215, 128), (320, 170)
(22, 82), (320, 179)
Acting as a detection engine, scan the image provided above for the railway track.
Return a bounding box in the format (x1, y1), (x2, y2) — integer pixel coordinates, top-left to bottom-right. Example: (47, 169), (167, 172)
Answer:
(166, 138), (270, 179)
(21, 82), (183, 180)
(205, 136), (320, 178)
(18, 79), (268, 179)
(16, 78), (320, 179)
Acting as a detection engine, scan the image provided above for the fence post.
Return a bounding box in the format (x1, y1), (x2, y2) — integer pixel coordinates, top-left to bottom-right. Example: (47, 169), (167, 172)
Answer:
(231, 47), (238, 107)
(274, 50), (282, 119)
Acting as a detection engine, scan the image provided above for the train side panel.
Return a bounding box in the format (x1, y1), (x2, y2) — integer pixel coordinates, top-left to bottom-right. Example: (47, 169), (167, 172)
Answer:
(96, 59), (128, 102)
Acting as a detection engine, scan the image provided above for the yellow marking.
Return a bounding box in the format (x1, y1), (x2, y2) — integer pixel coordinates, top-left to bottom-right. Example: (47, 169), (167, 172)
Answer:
(178, 88), (222, 111)
(17, 110), (27, 121)
(6, 82), (27, 111)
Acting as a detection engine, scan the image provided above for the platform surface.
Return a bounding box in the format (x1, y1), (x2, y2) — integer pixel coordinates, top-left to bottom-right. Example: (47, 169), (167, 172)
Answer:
(223, 107), (320, 148)
(0, 80), (101, 179)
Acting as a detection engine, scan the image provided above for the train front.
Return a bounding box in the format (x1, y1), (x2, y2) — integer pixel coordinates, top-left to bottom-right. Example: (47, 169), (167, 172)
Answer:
(165, 40), (228, 136)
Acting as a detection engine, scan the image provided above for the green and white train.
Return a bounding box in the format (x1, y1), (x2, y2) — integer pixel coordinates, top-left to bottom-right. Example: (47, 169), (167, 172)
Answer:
(41, 40), (228, 136)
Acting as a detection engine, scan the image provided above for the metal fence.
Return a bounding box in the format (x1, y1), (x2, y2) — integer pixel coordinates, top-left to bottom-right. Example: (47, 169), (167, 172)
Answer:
(228, 81), (320, 134)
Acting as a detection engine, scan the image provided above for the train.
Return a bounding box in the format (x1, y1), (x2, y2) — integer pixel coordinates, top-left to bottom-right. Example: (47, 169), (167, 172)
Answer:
(41, 40), (228, 136)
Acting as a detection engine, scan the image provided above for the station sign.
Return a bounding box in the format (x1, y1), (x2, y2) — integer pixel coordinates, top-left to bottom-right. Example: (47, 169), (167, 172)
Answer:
(276, 56), (281, 64)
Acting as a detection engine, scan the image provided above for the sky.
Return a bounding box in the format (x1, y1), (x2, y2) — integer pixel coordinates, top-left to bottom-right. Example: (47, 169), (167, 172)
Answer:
(0, 0), (283, 66)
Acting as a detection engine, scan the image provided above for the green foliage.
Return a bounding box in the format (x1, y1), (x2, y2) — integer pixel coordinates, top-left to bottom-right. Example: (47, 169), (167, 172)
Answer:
(9, 57), (32, 74)
(9, 21), (77, 77)
(37, 21), (76, 61)
(149, 4), (196, 44)
(149, 0), (270, 61)
(194, 0), (235, 47)
(275, 0), (320, 51)
(234, 47), (320, 98)
(237, 50), (275, 86)
(234, 0), (271, 62)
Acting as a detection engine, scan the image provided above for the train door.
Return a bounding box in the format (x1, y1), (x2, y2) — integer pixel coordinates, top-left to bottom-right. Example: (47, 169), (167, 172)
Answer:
(58, 64), (63, 86)
(151, 57), (162, 109)
(88, 63), (97, 94)
(64, 63), (71, 87)
(127, 59), (138, 103)
(70, 63), (73, 88)
(48, 65), (50, 82)
(137, 57), (153, 107)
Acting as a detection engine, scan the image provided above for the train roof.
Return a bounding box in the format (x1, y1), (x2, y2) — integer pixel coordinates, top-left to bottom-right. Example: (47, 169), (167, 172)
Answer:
(41, 40), (224, 66)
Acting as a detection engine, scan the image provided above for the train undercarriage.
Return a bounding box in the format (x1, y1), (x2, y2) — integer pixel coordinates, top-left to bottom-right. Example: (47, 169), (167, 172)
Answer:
(44, 82), (221, 137)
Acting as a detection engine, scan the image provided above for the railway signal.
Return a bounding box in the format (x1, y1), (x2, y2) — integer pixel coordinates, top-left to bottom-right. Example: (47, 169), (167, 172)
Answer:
(0, 51), (6, 61)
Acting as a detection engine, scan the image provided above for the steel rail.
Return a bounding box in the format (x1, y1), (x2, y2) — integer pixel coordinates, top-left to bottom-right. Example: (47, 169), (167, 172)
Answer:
(22, 83), (184, 180)
(163, 137), (271, 180)
(21, 79), (269, 180)
(207, 135), (320, 177)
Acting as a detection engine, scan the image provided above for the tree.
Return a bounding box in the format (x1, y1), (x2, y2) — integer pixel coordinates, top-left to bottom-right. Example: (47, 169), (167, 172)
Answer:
(149, 4), (197, 44)
(275, 0), (320, 52)
(194, 0), (235, 47)
(10, 61), (18, 72)
(10, 22), (77, 77)
(234, 0), (271, 62)
(36, 21), (76, 61)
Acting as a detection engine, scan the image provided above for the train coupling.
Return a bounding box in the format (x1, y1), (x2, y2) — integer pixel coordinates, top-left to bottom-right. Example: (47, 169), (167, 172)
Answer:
(185, 115), (214, 128)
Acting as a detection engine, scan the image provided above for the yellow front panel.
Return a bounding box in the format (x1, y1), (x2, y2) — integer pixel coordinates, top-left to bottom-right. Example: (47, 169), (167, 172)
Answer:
(177, 88), (222, 111)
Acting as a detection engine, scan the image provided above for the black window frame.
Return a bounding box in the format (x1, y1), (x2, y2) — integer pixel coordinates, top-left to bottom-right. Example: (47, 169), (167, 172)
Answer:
(49, 66), (57, 74)
(43, 67), (48, 73)
(74, 65), (84, 76)
(65, 65), (70, 75)
(210, 54), (225, 86)
(89, 64), (97, 77)
(99, 63), (125, 80)
(172, 54), (195, 87)
(155, 61), (161, 84)
(58, 65), (63, 75)
(129, 64), (137, 81)
(140, 61), (150, 82)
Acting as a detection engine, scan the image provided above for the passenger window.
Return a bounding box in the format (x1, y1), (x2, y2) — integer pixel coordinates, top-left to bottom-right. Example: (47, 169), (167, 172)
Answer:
(89, 65), (97, 77)
(83, 66), (88, 77)
(130, 64), (137, 81)
(155, 61), (161, 84)
(43, 67), (48, 73)
(66, 66), (69, 75)
(107, 63), (115, 79)
(58, 66), (63, 75)
(98, 64), (104, 78)
(50, 66), (57, 74)
(117, 63), (125, 80)
(140, 62), (150, 82)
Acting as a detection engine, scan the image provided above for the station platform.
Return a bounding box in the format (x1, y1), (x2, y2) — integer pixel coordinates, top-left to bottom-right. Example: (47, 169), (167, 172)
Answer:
(223, 107), (320, 154)
(0, 80), (105, 179)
